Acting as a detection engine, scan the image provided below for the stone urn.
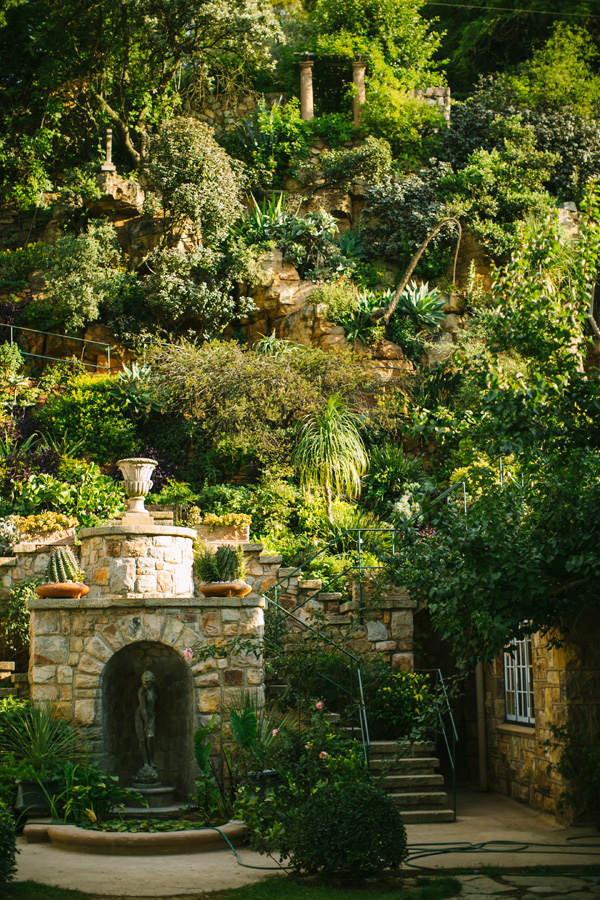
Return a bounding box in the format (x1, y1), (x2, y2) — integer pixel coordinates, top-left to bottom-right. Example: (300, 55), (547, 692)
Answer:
(117, 457), (157, 522)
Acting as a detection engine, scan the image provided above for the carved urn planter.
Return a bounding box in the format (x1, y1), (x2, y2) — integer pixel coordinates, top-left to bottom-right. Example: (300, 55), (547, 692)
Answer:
(117, 457), (157, 521)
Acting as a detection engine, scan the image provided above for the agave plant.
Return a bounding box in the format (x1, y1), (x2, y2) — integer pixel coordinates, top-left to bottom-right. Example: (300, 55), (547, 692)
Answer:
(396, 280), (447, 333)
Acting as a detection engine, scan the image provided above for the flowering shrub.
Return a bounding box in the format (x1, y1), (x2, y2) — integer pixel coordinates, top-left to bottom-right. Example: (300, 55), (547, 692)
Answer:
(369, 670), (436, 740)
(13, 512), (77, 537)
(189, 509), (252, 529)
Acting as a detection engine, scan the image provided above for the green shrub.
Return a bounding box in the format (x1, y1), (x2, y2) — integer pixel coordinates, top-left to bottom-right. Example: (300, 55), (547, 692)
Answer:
(37, 374), (139, 465)
(51, 761), (135, 823)
(288, 781), (407, 874)
(0, 243), (49, 292)
(0, 801), (17, 884)
(0, 342), (24, 377)
(320, 136), (392, 187)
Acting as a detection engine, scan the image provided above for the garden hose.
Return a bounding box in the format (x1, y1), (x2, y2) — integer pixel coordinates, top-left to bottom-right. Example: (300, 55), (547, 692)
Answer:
(404, 835), (600, 868)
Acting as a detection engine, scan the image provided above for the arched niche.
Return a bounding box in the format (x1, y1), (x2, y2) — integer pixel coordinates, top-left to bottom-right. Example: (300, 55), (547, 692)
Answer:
(101, 641), (194, 798)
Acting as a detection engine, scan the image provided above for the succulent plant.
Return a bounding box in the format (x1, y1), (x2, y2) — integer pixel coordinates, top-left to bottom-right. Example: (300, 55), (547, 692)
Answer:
(45, 546), (86, 584)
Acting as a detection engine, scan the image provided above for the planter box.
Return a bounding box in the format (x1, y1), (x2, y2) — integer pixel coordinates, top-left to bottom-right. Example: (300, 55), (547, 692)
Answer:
(194, 524), (250, 544)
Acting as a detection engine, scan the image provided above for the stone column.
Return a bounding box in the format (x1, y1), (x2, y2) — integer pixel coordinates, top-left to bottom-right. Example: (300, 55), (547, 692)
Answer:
(101, 127), (116, 172)
(299, 60), (314, 121)
(352, 60), (367, 127)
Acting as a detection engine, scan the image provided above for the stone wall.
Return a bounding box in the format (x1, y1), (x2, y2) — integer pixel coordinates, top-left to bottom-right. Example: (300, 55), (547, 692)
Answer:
(470, 614), (600, 823)
(272, 569), (417, 670)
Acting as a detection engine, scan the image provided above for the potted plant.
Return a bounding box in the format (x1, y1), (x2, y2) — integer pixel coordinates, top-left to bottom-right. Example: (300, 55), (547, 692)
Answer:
(2, 702), (77, 817)
(188, 508), (251, 543)
(35, 546), (89, 600)
(194, 544), (251, 597)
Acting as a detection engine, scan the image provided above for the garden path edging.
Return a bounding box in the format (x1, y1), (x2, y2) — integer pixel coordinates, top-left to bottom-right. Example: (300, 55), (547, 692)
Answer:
(24, 820), (248, 855)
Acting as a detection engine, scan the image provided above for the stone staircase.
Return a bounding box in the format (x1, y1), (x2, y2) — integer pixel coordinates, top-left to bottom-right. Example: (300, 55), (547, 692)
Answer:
(0, 661), (27, 700)
(369, 739), (455, 823)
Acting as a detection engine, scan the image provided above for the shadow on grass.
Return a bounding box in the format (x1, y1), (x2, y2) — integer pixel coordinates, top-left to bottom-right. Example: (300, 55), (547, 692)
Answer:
(4, 874), (462, 900)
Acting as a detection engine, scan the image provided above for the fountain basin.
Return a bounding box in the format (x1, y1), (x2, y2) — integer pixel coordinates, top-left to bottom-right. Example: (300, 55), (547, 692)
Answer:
(24, 820), (248, 854)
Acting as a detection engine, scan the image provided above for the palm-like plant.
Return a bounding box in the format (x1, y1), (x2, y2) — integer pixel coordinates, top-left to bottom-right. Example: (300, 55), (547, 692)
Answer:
(294, 395), (368, 524)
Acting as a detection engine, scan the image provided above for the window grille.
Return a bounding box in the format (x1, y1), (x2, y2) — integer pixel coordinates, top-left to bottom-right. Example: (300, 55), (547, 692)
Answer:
(503, 635), (535, 725)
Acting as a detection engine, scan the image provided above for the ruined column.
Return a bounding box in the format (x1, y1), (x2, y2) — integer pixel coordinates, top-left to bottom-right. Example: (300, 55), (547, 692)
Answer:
(352, 59), (367, 127)
(101, 127), (116, 172)
(299, 60), (314, 121)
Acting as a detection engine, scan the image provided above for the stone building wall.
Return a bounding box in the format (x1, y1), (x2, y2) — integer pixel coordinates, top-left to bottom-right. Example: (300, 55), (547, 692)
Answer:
(470, 614), (600, 823)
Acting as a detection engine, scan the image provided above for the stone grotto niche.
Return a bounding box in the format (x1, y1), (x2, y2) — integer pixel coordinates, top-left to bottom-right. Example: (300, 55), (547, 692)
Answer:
(102, 641), (194, 798)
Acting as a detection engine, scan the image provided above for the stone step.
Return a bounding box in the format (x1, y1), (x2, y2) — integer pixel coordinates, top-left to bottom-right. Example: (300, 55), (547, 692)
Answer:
(0, 687), (16, 698)
(369, 756), (440, 773)
(378, 774), (445, 791)
(388, 791), (449, 808)
(398, 808), (455, 824)
(369, 740), (435, 758)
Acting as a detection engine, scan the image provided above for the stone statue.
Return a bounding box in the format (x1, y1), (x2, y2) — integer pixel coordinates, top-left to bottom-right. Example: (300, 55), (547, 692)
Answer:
(134, 670), (157, 778)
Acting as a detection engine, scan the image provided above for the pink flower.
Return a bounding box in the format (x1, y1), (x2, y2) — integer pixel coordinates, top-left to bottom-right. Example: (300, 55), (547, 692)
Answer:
(319, 751), (328, 759)
(183, 648), (193, 660)
(316, 701), (323, 710)
(272, 728), (279, 737)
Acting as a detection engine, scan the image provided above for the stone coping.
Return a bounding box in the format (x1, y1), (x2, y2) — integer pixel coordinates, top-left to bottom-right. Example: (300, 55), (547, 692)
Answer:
(78, 523), (197, 539)
(28, 593), (266, 610)
(25, 820), (247, 855)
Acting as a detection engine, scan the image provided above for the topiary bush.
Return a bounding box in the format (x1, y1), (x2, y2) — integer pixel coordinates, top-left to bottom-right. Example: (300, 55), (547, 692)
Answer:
(0, 800), (18, 884)
(288, 781), (407, 875)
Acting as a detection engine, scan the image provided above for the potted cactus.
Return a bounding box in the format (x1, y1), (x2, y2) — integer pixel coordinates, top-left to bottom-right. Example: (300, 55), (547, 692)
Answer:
(194, 544), (251, 597)
(35, 546), (89, 600)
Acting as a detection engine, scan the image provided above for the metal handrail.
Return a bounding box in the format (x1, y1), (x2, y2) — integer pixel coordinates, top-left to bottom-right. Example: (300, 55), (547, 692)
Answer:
(417, 668), (458, 821)
(1, 321), (113, 372)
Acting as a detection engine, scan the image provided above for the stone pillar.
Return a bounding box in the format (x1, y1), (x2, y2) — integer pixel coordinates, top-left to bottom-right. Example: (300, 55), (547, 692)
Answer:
(352, 60), (367, 127)
(101, 127), (116, 172)
(299, 60), (314, 121)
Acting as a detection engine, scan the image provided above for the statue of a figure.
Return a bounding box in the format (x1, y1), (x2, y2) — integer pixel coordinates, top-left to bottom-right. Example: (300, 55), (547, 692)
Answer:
(134, 670), (157, 771)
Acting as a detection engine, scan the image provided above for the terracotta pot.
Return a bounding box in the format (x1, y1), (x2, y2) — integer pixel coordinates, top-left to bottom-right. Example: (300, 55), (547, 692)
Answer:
(199, 581), (252, 598)
(35, 582), (90, 600)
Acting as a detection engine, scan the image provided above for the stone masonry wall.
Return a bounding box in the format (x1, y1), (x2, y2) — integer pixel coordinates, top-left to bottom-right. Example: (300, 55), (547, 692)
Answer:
(476, 613), (600, 823)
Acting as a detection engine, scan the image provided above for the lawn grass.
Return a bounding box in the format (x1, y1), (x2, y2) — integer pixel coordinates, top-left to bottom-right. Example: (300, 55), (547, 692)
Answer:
(4, 875), (462, 900)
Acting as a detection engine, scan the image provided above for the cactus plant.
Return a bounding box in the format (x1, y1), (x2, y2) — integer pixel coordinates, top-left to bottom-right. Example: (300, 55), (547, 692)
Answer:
(45, 546), (86, 584)
(194, 543), (245, 583)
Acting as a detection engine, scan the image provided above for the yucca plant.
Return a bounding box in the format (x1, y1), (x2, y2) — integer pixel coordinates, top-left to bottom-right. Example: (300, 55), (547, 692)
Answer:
(194, 543), (245, 583)
(1, 702), (77, 777)
(45, 546), (86, 584)
(294, 395), (368, 524)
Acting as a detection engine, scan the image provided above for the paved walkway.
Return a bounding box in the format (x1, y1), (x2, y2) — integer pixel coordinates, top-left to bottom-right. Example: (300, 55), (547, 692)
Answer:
(14, 788), (600, 897)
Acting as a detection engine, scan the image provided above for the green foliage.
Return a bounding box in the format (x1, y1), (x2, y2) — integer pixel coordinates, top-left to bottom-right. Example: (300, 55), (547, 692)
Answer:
(137, 245), (258, 340)
(543, 723), (600, 821)
(0, 801), (17, 885)
(36, 374), (139, 465)
(45, 546), (84, 585)
(308, 0), (443, 86)
(23, 221), (125, 332)
(442, 117), (558, 259)
(362, 442), (425, 514)
(146, 340), (369, 469)
(288, 781), (407, 875)
(482, 24), (600, 118)
(319, 136), (393, 187)
(360, 162), (455, 276)
(15, 461), (126, 525)
(232, 97), (308, 190)
(315, 279), (383, 346)
(0, 343), (24, 377)
(0, 243), (50, 292)
(361, 77), (447, 166)
(51, 762), (138, 824)
(144, 118), (243, 247)
(0, 580), (36, 669)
